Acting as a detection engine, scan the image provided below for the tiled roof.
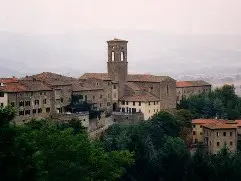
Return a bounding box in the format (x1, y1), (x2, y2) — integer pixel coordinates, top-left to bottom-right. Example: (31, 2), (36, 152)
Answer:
(23, 72), (76, 86)
(72, 81), (103, 91)
(176, 80), (211, 88)
(203, 122), (238, 130)
(80, 73), (111, 81)
(0, 83), (26, 92)
(19, 80), (52, 92)
(234, 120), (241, 127)
(0, 80), (52, 92)
(0, 77), (18, 83)
(119, 93), (160, 102)
(192, 119), (226, 124)
(80, 73), (173, 82)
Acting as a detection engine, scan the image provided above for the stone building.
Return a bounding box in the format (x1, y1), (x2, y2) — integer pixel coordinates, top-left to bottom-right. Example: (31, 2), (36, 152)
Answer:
(80, 38), (177, 121)
(203, 123), (237, 154)
(176, 80), (212, 104)
(0, 79), (52, 123)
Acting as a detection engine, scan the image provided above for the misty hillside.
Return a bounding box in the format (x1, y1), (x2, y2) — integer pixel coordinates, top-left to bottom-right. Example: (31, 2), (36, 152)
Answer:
(1, 30), (241, 78)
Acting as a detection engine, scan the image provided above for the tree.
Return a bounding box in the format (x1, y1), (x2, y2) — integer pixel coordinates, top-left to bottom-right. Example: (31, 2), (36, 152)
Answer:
(17, 120), (134, 181)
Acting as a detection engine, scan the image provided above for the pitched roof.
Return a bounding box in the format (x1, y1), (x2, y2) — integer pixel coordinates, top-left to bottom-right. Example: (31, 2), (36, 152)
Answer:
(0, 77), (18, 83)
(19, 80), (52, 92)
(23, 72), (76, 86)
(119, 91), (160, 102)
(192, 119), (226, 124)
(203, 122), (238, 130)
(176, 80), (211, 88)
(0, 83), (26, 92)
(80, 73), (111, 81)
(72, 81), (103, 91)
(80, 73), (173, 83)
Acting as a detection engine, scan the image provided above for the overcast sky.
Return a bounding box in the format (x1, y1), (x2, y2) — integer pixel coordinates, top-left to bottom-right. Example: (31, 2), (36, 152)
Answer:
(0, 0), (241, 35)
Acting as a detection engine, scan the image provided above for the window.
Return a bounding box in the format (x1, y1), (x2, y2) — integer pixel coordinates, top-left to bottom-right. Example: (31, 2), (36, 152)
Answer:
(25, 110), (31, 115)
(113, 85), (117, 89)
(121, 51), (124, 61)
(132, 108), (136, 113)
(126, 101), (128, 105)
(217, 132), (219, 137)
(0, 103), (3, 107)
(100, 103), (102, 107)
(111, 52), (115, 61)
(149, 102), (151, 106)
(133, 101), (135, 106)
(139, 109), (141, 113)
(19, 101), (24, 107)
(46, 108), (50, 113)
(223, 132), (226, 137)
(43, 99), (47, 104)
(122, 101), (125, 105)
(100, 94), (102, 99)
(93, 95), (95, 100)
(167, 85), (169, 94)
(230, 132), (233, 136)
(149, 110), (150, 113)
(40, 92), (43, 95)
(108, 82), (110, 86)
(96, 82), (99, 86)
(154, 109), (155, 112)
(139, 102), (141, 106)
(200, 125), (203, 128)
(0, 92), (4, 97)
(114, 93), (117, 98)
(200, 132), (203, 135)
(154, 101), (156, 105)
(61, 98), (64, 103)
(34, 100), (39, 105)
(44, 92), (47, 95)
(33, 109), (36, 114)
(11, 102), (15, 107)
(107, 102), (110, 106)
(83, 119), (86, 122)
(230, 141), (233, 146)
(19, 111), (24, 116)
(122, 108), (125, 112)
(193, 131), (196, 135)
(156, 109), (158, 112)
(217, 142), (220, 147)
(38, 108), (42, 113)
(108, 94), (110, 98)
(193, 125), (196, 128)
(25, 101), (31, 106)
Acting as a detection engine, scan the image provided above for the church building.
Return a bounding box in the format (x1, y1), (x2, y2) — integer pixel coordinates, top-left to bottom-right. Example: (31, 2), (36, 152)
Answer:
(80, 38), (177, 120)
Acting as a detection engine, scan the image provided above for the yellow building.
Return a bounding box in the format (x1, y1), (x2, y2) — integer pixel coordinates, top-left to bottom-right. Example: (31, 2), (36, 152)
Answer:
(192, 119), (226, 143)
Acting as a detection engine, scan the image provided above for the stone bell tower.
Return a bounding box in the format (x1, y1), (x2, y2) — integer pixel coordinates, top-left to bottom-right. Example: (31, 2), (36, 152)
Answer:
(107, 38), (128, 97)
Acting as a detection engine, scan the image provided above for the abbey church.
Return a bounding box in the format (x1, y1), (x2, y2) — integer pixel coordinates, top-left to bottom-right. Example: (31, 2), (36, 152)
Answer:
(80, 38), (177, 120)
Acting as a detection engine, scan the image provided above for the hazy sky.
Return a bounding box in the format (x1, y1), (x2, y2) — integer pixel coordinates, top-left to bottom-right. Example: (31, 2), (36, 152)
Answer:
(1, 0), (241, 35)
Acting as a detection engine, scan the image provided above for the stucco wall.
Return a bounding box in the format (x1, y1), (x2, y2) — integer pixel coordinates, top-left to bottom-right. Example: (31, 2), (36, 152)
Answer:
(0, 93), (8, 107)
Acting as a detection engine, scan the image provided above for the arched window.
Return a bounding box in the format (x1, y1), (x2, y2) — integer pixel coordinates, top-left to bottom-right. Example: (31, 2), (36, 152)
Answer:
(111, 52), (115, 61)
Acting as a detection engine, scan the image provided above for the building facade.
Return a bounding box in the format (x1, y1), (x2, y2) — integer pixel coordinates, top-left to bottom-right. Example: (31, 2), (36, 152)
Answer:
(203, 123), (237, 154)
(176, 81), (212, 104)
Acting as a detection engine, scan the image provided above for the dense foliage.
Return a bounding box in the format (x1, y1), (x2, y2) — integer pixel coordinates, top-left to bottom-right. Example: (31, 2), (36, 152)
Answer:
(179, 85), (241, 120)
(0, 106), (133, 181)
(102, 111), (241, 181)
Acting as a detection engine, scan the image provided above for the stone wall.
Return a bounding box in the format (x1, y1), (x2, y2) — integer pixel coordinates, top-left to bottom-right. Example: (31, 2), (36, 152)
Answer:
(160, 78), (176, 110)
(112, 112), (144, 124)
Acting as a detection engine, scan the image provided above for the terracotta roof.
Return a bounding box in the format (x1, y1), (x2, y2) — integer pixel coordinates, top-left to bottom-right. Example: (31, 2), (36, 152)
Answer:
(23, 72), (76, 86)
(203, 122), (238, 130)
(176, 80), (211, 88)
(0, 83), (26, 92)
(107, 38), (128, 42)
(192, 119), (226, 124)
(125, 82), (141, 91)
(80, 73), (173, 82)
(234, 120), (241, 127)
(0, 77), (18, 83)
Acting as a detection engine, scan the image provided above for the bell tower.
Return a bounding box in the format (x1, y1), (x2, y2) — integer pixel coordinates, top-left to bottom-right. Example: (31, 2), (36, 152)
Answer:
(107, 38), (128, 98)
